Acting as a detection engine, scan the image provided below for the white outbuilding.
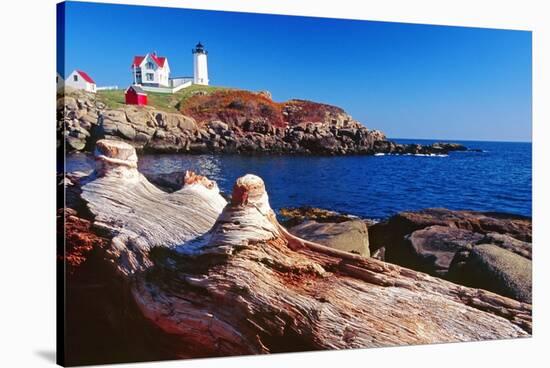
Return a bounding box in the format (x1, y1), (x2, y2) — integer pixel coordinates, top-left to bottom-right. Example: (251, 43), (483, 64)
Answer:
(65, 70), (97, 93)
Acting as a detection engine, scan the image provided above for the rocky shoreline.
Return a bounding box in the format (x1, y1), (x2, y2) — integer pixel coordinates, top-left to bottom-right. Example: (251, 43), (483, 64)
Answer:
(59, 89), (469, 156)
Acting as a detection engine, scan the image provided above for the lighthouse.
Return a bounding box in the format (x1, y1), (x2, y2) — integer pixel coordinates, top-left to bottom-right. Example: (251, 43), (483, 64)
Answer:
(192, 42), (209, 85)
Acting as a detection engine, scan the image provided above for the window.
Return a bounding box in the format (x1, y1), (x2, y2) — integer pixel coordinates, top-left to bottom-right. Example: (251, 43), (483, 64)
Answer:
(146, 73), (154, 81)
(73, 75), (78, 81)
(146, 62), (154, 69)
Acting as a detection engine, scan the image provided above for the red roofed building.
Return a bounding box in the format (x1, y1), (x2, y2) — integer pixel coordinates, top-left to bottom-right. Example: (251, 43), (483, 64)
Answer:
(124, 85), (148, 106)
(131, 52), (171, 87)
(65, 70), (97, 93)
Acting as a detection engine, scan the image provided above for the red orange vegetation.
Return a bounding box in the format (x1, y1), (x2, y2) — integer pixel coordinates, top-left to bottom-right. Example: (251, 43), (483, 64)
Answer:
(181, 90), (285, 127)
(283, 99), (345, 126)
(180, 90), (348, 129)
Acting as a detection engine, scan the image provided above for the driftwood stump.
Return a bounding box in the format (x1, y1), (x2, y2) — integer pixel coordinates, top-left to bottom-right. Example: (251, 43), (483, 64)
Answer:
(76, 139), (531, 359)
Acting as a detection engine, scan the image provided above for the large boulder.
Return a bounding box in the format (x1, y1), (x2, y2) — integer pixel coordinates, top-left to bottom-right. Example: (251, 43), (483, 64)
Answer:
(279, 206), (359, 228)
(369, 208), (532, 254)
(448, 244), (532, 303)
(125, 107), (154, 127)
(146, 133), (189, 153)
(208, 120), (229, 132)
(176, 115), (197, 131)
(67, 136), (86, 151)
(401, 225), (484, 277)
(289, 219), (370, 257)
(154, 111), (197, 132)
(367, 208), (532, 302)
(101, 109), (127, 124)
(63, 96), (78, 111)
(80, 112), (99, 128)
(478, 232), (532, 259)
(116, 123), (137, 140)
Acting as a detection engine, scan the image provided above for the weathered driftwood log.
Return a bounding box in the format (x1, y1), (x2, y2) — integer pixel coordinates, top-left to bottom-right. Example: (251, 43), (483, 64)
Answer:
(78, 139), (531, 359)
(80, 140), (227, 275)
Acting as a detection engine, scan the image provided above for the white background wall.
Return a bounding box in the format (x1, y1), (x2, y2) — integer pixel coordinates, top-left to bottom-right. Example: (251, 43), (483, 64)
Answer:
(0, 1), (549, 368)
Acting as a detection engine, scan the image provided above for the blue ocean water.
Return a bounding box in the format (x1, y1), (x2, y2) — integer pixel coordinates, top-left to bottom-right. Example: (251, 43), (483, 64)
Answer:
(66, 139), (532, 219)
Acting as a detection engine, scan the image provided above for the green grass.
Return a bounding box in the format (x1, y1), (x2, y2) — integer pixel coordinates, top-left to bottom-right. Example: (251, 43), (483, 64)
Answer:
(175, 84), (230, 108)
(95, 84), (231, 113)
(96, 89), (125, 109)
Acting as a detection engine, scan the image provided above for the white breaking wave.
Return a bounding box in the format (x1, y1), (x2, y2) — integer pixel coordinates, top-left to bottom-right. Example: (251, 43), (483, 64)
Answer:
(373, 153), (448, 157)
(413, 153), (449, 157)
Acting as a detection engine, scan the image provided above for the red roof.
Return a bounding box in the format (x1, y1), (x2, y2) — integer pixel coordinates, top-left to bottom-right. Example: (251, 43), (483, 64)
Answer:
(125, 85), (147, 95)
(131, 53), (167, 68)
(151, 54), (167, 67)
(131, 56), (145, 67)
(76, 70), (95, 84)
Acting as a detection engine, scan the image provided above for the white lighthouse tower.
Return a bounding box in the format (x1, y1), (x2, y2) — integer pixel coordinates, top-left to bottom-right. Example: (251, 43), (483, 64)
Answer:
(192, 42), (209, 85)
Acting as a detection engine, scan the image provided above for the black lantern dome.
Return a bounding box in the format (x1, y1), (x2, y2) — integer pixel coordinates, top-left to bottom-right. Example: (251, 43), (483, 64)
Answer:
(192, 42), (207, 55)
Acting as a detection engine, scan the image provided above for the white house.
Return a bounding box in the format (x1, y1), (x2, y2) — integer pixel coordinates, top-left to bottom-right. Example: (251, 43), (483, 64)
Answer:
(65, 70), (97, 93)
(130, 43), (210, 93)
(131, 52), (171, 87)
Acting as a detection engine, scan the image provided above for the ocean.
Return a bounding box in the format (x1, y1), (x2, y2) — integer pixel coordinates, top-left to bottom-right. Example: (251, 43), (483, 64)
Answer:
(66, 139), (532, 219)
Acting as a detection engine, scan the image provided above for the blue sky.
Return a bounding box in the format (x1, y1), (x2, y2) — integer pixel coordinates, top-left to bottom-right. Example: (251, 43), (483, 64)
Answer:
(58, 1), (532, 142)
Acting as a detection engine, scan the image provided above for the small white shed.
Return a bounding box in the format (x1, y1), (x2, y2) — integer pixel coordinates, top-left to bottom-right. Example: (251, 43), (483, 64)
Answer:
(65, 70), (97, 93)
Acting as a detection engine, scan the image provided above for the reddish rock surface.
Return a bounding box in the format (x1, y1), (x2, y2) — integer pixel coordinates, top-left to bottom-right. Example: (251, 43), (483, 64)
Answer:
(59, 208), (108, 273)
